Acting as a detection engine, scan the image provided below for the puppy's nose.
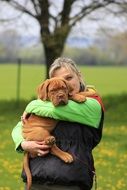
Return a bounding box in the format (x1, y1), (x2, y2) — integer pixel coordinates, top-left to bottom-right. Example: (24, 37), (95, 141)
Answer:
(60, 100), (66, 105)
(57, 93), (64, 98)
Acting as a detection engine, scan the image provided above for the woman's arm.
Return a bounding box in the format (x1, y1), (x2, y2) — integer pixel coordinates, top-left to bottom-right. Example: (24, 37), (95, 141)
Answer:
(12, 122), (50, 154)
(12, 97), (102, 152)
(11, 122), (24, 152)
(25, 97), (102, 128)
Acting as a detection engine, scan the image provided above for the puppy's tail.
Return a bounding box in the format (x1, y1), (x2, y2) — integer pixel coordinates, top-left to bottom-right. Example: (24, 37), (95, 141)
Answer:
(23, 152), (32, 190)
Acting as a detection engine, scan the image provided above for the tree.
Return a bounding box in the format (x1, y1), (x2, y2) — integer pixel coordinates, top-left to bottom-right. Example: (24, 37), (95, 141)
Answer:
(106, 31), (127, 65)
(1, 0), (127, 77)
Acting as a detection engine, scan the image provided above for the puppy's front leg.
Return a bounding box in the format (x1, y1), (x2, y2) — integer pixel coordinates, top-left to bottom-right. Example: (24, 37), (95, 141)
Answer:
(70, 93), (86, 103)
(51, 145), (73, 163)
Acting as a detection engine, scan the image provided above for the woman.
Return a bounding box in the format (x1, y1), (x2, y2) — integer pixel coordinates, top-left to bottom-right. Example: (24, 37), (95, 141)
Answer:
(12, 57), (104, 190)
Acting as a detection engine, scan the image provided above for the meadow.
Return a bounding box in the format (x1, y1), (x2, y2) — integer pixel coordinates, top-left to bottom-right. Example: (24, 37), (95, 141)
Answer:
(0, 64), (127, 190)
(0, 64), (127, 100)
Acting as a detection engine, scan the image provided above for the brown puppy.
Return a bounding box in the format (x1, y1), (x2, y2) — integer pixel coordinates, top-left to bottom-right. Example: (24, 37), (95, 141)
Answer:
(22, 77), (96, 190)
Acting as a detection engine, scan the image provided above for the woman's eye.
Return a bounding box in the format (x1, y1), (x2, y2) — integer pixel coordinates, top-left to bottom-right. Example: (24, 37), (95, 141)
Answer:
(66, 76), (72, 81)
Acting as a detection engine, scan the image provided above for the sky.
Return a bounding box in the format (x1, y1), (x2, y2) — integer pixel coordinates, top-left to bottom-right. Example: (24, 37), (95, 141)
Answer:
(0, 0), (127, 39)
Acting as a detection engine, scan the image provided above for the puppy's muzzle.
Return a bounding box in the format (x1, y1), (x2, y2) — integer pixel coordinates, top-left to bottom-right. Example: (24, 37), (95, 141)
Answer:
(54, 93), (68, 106)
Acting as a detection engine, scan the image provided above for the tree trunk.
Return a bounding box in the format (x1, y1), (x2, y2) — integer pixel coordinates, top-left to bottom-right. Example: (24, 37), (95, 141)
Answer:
(43, 45), (63, 79)
(40, 25), (70, 78)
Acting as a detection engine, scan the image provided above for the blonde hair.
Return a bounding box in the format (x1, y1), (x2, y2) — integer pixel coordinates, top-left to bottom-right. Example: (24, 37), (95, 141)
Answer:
(49, 57), (85, 85)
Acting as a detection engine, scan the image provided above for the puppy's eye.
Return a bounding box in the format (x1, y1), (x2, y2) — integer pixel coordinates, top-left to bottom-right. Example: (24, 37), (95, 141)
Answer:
(60, 87), (66, 91)
(50, 89), (56, 93)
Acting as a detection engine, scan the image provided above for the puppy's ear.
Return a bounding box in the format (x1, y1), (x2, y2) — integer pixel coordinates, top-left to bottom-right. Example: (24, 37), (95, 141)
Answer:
(37, 79), (50, 100)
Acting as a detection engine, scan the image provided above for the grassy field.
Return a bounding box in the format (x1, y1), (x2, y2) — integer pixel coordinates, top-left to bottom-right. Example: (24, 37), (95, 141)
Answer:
(0, 64), (127, 190)
(0, 64), (127, 100)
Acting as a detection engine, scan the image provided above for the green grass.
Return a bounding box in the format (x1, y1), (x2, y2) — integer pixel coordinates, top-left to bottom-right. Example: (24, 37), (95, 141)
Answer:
(81, 66), (127, 96)
(0, 94), (127, 190)
(93, 125), (127, 190)
(0, 64), (127, 100)
(0, 64), (127, 189)
(0, 101), (24, 190)
(0, 64), (46, 100)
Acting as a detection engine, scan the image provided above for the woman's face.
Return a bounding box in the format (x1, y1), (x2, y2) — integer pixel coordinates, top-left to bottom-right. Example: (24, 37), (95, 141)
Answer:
(53, 67), (81, 94)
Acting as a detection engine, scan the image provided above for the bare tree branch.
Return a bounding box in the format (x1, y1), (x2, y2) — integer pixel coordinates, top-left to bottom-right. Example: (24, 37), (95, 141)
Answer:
(37, 0), (50, 34)
(8, 0), (36, 18)
(31, 0), (40, 15)
(70, 0), (116, 27)
(60, 0), (74, 26)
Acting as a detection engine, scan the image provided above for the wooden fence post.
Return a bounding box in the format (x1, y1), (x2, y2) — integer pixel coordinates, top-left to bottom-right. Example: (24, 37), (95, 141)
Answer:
(16, 58), (21, 107)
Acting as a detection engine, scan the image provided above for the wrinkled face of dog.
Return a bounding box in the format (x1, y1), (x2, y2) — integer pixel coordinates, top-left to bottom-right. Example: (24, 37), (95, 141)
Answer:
(37, 77), (73, 106)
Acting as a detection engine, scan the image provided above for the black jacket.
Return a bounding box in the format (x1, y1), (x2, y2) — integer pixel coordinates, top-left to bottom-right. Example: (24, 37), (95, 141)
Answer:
(22, 110), (104, 190)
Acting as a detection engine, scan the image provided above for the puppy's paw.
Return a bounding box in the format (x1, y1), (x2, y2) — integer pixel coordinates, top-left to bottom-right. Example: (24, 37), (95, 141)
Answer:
(71, 94), (86, 103)
(61, 152), (74, 163)
(45, 136), (56, 146)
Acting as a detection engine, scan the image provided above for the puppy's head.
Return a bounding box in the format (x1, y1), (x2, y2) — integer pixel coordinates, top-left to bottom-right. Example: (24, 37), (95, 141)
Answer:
(37, 77), (73, 106)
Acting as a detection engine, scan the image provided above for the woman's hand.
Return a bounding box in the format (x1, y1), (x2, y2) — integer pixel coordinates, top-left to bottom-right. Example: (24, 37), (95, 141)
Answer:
(21, 140), (50, 157)
(21, 112), (50, 157)
(21, 111), (28, 124)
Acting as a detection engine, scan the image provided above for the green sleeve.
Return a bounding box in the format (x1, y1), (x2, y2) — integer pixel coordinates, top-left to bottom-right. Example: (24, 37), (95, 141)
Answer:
(25, 97), (102, 128)
(11, 121), (24, 152)
(12, 97), (101, 152)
